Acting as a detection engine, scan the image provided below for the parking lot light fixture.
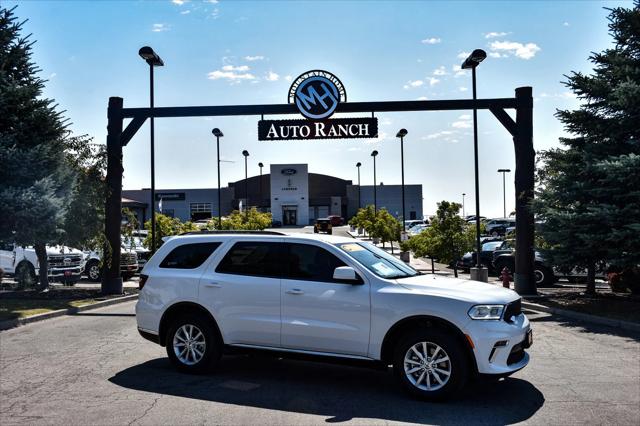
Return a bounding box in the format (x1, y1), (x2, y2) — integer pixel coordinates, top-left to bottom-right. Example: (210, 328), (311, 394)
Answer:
(212, 128), (224, 229)
(498, 169), (511, 218)
(371, 150), (378, 214)
(258, 162), (264, 211)
(138, 46), (164, 254)
(462, 193), (466, 217)
(396, 129), (408, 230)
(242, 150), (249, 218)
(461, 48), (486, 270)
(356, 162), (362, 210)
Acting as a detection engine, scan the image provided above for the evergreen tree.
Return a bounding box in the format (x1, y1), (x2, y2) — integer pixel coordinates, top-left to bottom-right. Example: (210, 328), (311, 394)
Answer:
(535, 3), (640, 295)
(0, 6), (72, 289)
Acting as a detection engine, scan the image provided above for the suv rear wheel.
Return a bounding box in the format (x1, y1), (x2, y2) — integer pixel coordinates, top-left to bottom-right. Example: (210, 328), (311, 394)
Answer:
(393, 329), (468, 401)
(166, 314), (221, 373)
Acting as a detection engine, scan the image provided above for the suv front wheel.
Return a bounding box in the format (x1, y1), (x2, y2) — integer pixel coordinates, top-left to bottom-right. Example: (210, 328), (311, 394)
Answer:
(393, 329), (468, 401)
(166, 314), (221, 373)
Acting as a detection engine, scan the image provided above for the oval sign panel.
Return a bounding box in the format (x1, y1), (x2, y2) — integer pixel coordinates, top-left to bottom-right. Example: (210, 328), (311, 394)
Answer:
(288, 70), (347, 120)
(281, 168), (297, 175)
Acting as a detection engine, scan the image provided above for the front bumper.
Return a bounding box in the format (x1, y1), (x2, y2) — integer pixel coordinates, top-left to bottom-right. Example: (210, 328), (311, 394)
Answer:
(464, 312), (531, 375)
(49, 267), (83, 281)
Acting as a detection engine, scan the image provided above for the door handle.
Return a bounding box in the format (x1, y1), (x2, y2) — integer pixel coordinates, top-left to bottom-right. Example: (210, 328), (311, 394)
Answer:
(204, 282), (222, 288)
(286, 289), (304, 295)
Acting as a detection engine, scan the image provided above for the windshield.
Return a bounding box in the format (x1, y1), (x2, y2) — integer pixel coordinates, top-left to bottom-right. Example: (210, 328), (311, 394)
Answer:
(337, 242), (419, 279)
(482, 241), (503, 251)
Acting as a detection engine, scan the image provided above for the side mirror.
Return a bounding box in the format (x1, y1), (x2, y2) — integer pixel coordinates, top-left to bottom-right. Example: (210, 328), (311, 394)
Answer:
(333, 266), (361, 283)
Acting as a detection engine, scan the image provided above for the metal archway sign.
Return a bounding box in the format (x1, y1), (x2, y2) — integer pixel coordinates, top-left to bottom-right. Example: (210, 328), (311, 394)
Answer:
(103, 77), (535, 296)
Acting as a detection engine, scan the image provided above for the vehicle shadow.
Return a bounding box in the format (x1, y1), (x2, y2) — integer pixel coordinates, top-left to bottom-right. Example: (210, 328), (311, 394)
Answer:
(109, 355), (544, 424)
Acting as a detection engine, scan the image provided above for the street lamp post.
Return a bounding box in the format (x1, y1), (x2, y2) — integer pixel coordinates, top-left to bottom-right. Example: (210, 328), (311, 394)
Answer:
(462, 193), (466, 217)
(371, 150), (378, 214)
(242, 150), (249, 219)
(212, 128), (224, 229)
(138, 46), (164, 253)
(462, 48), (487, 274)
(498, 168), (511, 218)
(396, 129), (408, 230)
(356, 162), (362, 210)
(258, 162), (264, 211)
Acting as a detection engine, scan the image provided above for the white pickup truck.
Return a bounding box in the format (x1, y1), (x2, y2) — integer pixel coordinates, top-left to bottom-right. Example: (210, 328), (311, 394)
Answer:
(0, 242), (85, 286)
(83, 247), (139, 282)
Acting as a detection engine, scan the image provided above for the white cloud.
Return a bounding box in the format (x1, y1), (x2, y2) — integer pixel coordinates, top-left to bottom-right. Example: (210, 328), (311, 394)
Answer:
(48, 73), (57, 79)
(488, 51), (504, 58)
(204, 0), (219, 3)
(381, 118), (392, 126)
(180, 10), (191, 14)
(265, 71), (279, 81)
(485, 31), (508, 39)
(457, 51), (470, 59)
(539, 91), (576, 100)
(452, 121), (472, 129)
(284, 75), (292, 82)
(211, 8), (220, 18)
(404, 80), (424, 89)
(458, 114), (471, 120)
(172, 0), (186, 5)
(459, 86), (468, 92)
(222, 64), (249, 72)
(432, 66), (447, 76)
(417, 96), (428, 100)
(347, 147), (362, 152)
(563, 21), (570, 26)
(152, 23), (170, 32)
(452, 64), (467, 77)
(428, 77), (440, 86)
(244, 55), (265, 61)
(489, 40), (540, 59)
(421, 37), (441, 45)
(421, 130), (456, 140)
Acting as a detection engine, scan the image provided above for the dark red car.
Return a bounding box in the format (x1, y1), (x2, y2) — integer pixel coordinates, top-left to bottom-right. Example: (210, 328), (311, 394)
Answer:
(327, 215), (344, 226)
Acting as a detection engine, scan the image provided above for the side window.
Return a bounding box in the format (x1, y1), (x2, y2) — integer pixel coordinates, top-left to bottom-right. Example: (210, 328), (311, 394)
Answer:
(159, 242), (221, 269)
(286, 243), (350, 283)
(215, 242), (285, 278)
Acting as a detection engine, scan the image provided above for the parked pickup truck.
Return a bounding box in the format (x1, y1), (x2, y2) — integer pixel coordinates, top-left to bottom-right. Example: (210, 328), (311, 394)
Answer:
(83, 247), (139, 282)
(0, 242), (85, 286)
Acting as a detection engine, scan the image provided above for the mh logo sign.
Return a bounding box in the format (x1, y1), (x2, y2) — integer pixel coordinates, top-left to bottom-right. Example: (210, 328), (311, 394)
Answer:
(288, 70), (347, 120)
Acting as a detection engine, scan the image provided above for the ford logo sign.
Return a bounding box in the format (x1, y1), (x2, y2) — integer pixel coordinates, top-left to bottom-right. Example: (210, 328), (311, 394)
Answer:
(281, 168), (297, 175)
(63, 258), (71, 265)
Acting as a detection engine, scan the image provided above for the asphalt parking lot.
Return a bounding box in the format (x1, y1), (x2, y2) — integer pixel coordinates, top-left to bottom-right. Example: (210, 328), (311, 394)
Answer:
(1, 299), (638, 425)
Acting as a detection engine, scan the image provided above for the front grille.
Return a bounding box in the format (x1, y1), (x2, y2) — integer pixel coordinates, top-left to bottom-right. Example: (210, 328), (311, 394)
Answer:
(121, 252), (138, 265)
(48, 254), (83, 268)
(503, 298), (521, 322)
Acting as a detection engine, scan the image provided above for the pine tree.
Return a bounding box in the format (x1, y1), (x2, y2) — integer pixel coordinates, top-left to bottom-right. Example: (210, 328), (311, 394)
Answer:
(0, 6), (72, 289)
(536, 3), (640, 295)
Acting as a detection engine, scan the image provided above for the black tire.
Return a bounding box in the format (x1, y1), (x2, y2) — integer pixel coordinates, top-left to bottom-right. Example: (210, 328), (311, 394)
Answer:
(327, 229), (332, 235)
(15, 262), (36, 288)
(535, 265), (555, 287)
(165, 314), (222, 374)
(393, 328), (468, 401)
(85, 260), (101, 282)
(314, 228), (319, 233)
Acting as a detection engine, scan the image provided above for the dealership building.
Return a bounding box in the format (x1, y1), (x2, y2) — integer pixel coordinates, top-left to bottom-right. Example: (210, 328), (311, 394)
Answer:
(122, 164), (422, 227)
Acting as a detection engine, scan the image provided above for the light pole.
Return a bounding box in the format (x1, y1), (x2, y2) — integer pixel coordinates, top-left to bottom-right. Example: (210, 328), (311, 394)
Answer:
(138, 46), (164, 253)
(498, 168), (511, 218)
(212, 128), (223, 229)
(258, 162), (264, 212)
(356, 162), (362, 210)
(462, 193), (466, 217)
(396, 129), (408, 230)
(242, 150), (249, 219)
(462, 48), (487, 271)
(371, 150), (378, 214)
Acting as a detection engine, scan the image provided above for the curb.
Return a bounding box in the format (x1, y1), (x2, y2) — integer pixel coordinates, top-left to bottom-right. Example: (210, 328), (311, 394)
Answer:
(522, 300), (640, 333)
(0, 293), (139, 331)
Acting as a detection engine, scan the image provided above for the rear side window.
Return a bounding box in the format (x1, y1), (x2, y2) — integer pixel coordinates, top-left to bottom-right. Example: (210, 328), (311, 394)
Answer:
(286, 243), (347, 282)
(216, 242), (285, 278)
(159, 242), (222, 269)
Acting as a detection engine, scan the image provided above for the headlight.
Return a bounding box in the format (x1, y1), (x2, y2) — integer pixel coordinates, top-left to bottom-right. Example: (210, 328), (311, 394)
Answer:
(468, 304), (504, 320)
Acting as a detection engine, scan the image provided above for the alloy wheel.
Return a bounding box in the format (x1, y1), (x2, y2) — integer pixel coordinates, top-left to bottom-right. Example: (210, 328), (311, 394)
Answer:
(403, 341), (452, 391)
(173, 324), (206, 366)
(89, 264), (100, 280)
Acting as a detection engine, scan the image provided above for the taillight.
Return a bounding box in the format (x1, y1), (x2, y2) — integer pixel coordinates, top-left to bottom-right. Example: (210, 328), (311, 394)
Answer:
(139, 274), (149, 289)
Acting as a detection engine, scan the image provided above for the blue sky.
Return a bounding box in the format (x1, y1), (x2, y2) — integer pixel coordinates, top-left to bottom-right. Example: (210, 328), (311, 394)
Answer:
(9, 0), (633, 216)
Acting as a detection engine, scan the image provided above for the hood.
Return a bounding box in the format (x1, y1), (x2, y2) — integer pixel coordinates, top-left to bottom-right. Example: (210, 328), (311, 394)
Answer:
(394, 274), (520, 305)
(46, 245), (84, 256)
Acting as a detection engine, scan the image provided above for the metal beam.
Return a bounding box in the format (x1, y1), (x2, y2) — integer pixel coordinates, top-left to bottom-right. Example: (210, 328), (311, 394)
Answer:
(490, 107), (517, 137)
(120, 97), (519, 119)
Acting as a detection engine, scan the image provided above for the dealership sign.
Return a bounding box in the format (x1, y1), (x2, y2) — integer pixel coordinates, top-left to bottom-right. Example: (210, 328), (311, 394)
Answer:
(258, 70), (377, 141)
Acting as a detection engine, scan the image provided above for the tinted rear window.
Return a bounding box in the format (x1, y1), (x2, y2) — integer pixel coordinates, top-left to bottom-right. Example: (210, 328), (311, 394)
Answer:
(216, 242), (285, 278)
(159, 242), (222, 269)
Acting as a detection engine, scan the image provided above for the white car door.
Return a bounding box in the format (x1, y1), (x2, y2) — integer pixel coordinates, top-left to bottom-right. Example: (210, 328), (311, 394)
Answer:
(0, 242), (15, 273)
(200, 239), (284, 347)
(281, 241), (370, 356)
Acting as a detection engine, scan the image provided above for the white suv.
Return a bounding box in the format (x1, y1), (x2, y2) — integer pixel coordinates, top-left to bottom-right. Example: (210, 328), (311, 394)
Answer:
(136, 231), (531, 401)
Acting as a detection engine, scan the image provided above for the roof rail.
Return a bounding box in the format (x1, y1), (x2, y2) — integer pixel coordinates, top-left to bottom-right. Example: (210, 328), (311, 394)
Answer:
(179, 230), (286, 236)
